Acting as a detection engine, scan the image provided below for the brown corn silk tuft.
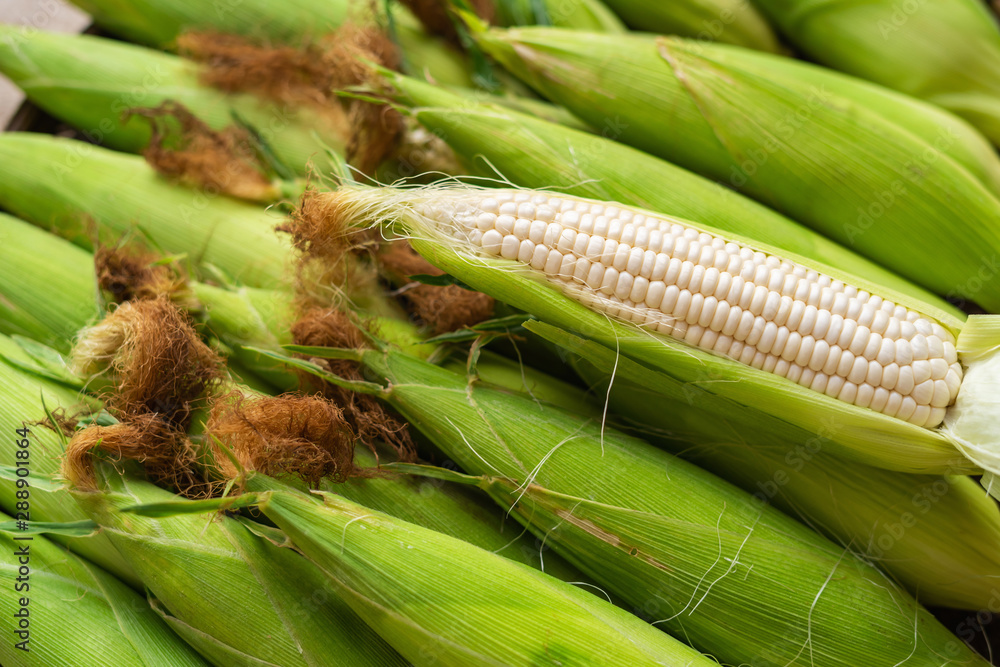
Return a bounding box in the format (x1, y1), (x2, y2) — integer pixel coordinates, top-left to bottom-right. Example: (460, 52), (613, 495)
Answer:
(379, 240), (495, 334)
(70, 298), (223, 427)
(291, 308), (416, 461)
(128, 102), (277, 203)
(34, 407), (84, 439)
(205, 393), (375, 487)
(277, 188), (381, 307)
(94, 244), (191, 306)
(177, 26), (404, 174)
(62, 414), (209, 494)
(397, 0), (496, 46)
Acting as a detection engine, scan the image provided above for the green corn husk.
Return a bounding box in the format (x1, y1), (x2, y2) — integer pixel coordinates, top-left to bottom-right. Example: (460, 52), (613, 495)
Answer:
(65, 0), (474, 87)
(74, 466), (407, 666)
(0, 334), (140, 587)
(0, 212), (99, 352)
(599, 0), (781, 51)
(0, 26), (347, 176)
(314, 446), (585, 581)
(495, 0), (626, 32)
(750, 0), (1000, 147)
(555, 326), (1000, 609)
(372, 70), (961, 311)
(320, 184), (1000, 476)
(231, 489), (717, 667)
(0, 133), (290, 290)
(440, 348), (599, 415)
(278, 345), (986, 666)
(0, 211), (292, 391)
(477, 27), (1000, 311)
(435, 331), (1000, 609)
(188, 282), (299, 389)
(0, 514), (208, 667)
(695, 42), (1000, 196)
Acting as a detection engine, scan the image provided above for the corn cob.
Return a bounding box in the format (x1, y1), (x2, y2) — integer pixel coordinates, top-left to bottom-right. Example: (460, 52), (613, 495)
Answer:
(599, 0), (780, 51)
(0, 335), (140, 588)
(476, 28), (1000, 311)
(324, 183), (1000, 475)
(553, 324), (1000, 609)
(0, 513), (208, 667)
(278, 344), (987, 666)
(231, 489), (718, 666)
(0, 26), (346, 176)
(750, 0), (1000, 147)
(373, 69), (963, 309)
(64, 0), (474, 87)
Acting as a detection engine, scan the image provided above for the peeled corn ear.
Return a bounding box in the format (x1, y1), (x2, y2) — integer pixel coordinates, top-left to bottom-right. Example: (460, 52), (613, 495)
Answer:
(328, 183), (1000, 475)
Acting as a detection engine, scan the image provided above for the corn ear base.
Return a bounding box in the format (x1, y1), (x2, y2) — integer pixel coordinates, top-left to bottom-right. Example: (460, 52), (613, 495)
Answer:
(477, 28), (1000, 311)
(0, 515), (208, 667)
(342, 348), (986, 666)
(255, 489), (717, 667)
(689, 41), (1000, 197)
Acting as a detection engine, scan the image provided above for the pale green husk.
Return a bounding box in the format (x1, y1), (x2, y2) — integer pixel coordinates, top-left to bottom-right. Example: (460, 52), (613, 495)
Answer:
(74, 468), (407, 666)
(598, 0), (780, 51)
(496, 0), (626, 32)
(476, 27), (1000, 311)
(0, 133), (291, 289)
(289, 346), (986, 666)
(337, 447), (584, 581)
(0, 514), (207, 667)
(65, 0), (474, 87)
(750, 0), (1000, 147)
(253, 489), (716, 666)
(0, 26), (346, 176)
(555, 323), (1000, 609)
(0, 212), (99, 352)
(943, 317), (1000, 475)
(0, 334), (139, 587)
